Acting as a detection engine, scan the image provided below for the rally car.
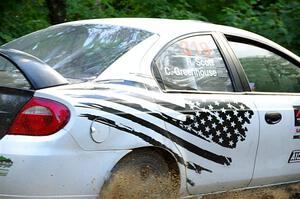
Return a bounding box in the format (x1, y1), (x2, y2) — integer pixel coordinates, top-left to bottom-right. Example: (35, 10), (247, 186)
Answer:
(0, 18), (300, 198)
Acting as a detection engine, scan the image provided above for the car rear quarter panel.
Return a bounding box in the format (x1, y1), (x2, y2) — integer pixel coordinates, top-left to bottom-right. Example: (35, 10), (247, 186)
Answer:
(0, 128), (130, 198)
(35, 84), (189, 195)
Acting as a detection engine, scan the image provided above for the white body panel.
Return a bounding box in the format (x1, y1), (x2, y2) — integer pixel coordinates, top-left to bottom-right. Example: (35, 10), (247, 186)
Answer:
(0, 129), (129, 198)
(250, 95), (300, 186)
(37, 82), (259, 196)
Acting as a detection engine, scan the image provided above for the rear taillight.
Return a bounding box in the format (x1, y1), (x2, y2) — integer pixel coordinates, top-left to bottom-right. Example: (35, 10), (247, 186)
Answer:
(9, 97), (70, 136)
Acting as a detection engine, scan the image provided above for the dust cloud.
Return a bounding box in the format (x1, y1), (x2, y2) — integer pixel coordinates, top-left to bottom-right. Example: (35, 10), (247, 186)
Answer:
(101, 169), (300, 199)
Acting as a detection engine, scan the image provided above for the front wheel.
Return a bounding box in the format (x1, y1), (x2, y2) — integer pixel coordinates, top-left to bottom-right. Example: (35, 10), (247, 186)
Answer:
(100, 149), (179, 199)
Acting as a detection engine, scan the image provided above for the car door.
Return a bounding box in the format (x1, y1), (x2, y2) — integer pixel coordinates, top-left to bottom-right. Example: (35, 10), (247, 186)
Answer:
(225, 36), (300, 186)
(0, 54), (33, 139)
(150, 33), (260, 194)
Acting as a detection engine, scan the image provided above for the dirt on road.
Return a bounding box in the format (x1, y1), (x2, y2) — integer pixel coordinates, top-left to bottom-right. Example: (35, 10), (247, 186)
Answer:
(100, 167), (300, 199)
(203, 183), (300, 199)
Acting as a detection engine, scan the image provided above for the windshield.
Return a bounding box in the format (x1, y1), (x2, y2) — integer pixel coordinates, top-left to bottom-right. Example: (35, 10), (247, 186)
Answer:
(2, 24), (153, 82)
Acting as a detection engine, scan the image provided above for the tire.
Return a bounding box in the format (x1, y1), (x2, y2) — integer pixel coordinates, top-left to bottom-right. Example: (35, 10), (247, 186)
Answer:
(100, 149), (179, 199)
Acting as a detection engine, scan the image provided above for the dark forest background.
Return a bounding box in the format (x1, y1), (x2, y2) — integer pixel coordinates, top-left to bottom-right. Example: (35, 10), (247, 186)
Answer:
(0, 0), (299, 55)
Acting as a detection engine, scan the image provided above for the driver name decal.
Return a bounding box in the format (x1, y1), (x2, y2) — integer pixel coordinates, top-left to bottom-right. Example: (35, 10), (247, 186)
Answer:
(164, 66), (217, 79)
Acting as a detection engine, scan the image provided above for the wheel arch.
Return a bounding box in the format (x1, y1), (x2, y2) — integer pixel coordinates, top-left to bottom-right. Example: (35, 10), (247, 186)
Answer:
(102, 145), (188, 196)
(130, 146), (180, 177)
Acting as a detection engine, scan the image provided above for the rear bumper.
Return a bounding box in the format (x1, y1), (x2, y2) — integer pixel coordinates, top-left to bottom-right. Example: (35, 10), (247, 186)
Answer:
(0, 130), (129, 198)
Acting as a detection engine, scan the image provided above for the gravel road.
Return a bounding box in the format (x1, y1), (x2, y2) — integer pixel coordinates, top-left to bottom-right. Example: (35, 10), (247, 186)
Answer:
(202, 182), (300, 199)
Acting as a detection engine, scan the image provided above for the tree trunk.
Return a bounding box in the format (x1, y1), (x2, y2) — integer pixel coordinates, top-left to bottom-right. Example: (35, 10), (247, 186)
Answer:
(45, 0), (66, 24)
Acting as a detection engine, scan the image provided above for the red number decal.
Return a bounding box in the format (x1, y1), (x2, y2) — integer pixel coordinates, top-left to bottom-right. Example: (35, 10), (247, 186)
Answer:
(199, 42), (212, 57)
(180, 40), (212, 57)
(180, 41), (192, 56)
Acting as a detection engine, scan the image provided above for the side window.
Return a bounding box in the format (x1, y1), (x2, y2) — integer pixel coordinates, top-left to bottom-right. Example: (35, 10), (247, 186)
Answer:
(153, 35), (233, 92)
(229, 41), (300, 93)
(0, 56), (30, 89)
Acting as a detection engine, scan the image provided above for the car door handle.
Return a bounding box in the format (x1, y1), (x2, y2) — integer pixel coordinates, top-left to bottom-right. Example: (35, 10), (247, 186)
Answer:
(265, 112), (282, 124)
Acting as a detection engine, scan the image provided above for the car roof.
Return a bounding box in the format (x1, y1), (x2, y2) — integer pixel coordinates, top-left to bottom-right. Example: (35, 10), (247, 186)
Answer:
(60, 18), (253, 37)
(55, 18), (299, 62)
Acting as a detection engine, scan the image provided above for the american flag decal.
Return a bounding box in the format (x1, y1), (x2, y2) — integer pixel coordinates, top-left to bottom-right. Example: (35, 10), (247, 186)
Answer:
(175, 99), (254, 149)
(73, 88), (255, 174)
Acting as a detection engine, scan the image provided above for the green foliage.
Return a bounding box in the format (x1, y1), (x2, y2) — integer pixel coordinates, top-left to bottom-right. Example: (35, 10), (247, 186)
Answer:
(220, 0), (300, 55)
(66, 0), (207, 20)
(0, 0), (49, 44)
(0, 0), (299, 55)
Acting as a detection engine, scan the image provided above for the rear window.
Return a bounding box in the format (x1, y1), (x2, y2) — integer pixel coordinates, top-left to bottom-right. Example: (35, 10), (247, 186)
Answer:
(2, 24), (153, 82)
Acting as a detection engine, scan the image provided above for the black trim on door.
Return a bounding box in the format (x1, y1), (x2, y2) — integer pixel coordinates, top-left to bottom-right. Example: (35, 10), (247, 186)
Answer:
(215, 33), (251, 92)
